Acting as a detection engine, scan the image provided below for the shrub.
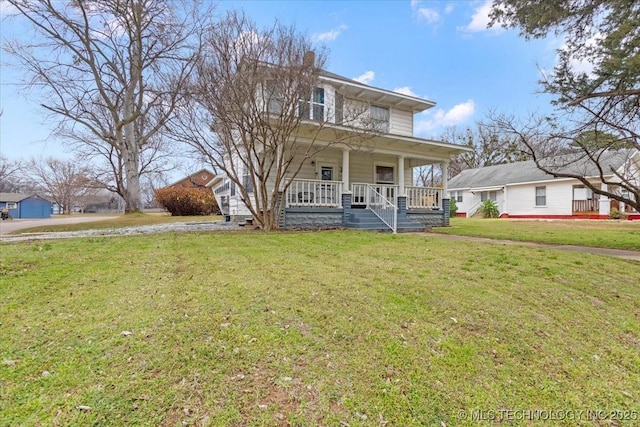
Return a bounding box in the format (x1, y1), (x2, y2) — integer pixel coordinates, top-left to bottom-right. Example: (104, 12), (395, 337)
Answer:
(449, 198), (458, 216)
(478, 199), (499, 218)
(155, 187), (220, 216)
(608, 208), (628, 220)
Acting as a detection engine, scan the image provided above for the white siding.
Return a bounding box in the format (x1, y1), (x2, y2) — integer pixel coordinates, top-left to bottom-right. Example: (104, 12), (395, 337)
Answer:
(506, 181), (573, 216)
(389, 108), (413, 136)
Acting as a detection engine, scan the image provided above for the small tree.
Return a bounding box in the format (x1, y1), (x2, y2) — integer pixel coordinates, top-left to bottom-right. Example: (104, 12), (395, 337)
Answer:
(24, 157), (100, 214)
(478, 200), (499, 218)
(169, 11), (373, 230)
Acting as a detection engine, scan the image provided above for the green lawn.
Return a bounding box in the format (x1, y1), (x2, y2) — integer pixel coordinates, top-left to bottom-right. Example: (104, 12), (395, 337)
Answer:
(434, 218), (640, 250)
(1, 231), (639, 426)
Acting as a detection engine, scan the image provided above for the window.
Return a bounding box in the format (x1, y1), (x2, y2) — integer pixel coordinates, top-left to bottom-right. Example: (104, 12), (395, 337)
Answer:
(480, 191), (497, 202)
(335, 92), (344, 124)
(451, 191), (463, 203)
(370, 105), (390, 131)
(320, 166), (333, 181)
(299, 87), (325, 121)
(6, 202), (17, 209)
(535, 186), (546, 206)
(375, 165), (394, 184)
(265, 80), (283, 114)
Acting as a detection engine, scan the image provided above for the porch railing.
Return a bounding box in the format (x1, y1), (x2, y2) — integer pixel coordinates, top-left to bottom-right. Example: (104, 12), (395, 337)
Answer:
(573, 199), (599, 213)
(352, 183), (398, 205)
(367, 184), (397, 233)
(285, 179), (342, 208)
(406, 186), (442, 209)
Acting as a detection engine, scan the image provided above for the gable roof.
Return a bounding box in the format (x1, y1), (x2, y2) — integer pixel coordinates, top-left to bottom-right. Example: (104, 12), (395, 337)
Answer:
(0, 193), (51, 203)
(165, 169), (216, 188)
(449, 150), (635, 190)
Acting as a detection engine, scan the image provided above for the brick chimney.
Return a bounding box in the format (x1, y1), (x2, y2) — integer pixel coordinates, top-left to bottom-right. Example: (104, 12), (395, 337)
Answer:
(303, 51), (315, 67)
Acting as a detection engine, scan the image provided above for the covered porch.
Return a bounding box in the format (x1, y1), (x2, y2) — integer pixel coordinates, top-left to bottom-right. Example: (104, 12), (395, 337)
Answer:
(280, 146), (454, 232)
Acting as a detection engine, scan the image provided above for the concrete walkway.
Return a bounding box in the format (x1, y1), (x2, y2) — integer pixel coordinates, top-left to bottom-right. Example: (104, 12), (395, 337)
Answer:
(422, 232), (640, 262)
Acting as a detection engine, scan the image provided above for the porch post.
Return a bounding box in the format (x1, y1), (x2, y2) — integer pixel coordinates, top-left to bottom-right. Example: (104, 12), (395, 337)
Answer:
(398, 155), (405, 196)
(441, 161), (449, 194)
(342, 148), (350, 192)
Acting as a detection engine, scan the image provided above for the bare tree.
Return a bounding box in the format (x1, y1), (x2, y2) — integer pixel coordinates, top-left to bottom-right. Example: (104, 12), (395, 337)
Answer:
(2, 0), (212, 212)
(24, 157), (100, 214)
(169, 11), (372, 230)
(489, 0), (640, 212)
(490, 113), (639, 212)
(441, 123), (530, 178)
(0, 156), (22, 192)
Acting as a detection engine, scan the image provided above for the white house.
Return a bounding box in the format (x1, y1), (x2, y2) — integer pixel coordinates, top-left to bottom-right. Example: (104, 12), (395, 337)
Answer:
(209, 67), (471, 232)
(448, 150), (640, 220)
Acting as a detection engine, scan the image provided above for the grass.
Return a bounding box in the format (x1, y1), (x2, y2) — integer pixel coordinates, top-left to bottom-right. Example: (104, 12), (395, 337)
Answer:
(1, 230), (639, 426)
(11, 212), (223, 234)
(433, 217), (640, 251)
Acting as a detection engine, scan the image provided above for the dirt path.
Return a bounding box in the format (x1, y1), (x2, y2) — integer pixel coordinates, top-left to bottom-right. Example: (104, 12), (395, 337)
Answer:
(422, 232), (640, 262)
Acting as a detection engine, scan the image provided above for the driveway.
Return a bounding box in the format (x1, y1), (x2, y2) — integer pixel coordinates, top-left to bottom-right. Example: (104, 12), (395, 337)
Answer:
(0, 215), (118, 236)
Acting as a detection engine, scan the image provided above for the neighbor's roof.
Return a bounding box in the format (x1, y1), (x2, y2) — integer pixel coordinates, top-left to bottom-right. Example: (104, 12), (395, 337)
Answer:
(0, 193), (51, 203)
(448, 150), (635, 190)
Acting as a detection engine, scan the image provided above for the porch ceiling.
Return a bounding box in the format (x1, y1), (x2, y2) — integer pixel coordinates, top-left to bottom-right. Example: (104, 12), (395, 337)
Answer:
(296, 124), (472, 161)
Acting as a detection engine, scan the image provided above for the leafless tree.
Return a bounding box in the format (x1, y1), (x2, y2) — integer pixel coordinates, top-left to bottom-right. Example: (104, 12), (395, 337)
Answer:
(441, 123), (530, 179)
(489, 113), (639, 212)
(489, 0), (640, 212)
(24, 157), (101, 214)
(169, 11), (373, 230)
(2, 0), (213, 212)
(0, 156), (22, 192)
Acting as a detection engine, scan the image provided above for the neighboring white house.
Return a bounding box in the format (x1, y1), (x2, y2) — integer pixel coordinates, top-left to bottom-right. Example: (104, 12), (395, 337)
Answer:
(448, 150), (640, 220)
(209, 67), (471, 232)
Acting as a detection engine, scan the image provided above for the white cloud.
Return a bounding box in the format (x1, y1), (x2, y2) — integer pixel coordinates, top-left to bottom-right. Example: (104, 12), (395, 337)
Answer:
(461, 0), (502, 33)
(393, 86), (419, 97)
(415, 7), (441, 24)
(312, 24), (347, 42)
(444, 4), (455, 15)
(0, 2), (19, 15)
(353, 71), (375, 85)
(411, 1), (441, 24)
(415, 100), (476, 135)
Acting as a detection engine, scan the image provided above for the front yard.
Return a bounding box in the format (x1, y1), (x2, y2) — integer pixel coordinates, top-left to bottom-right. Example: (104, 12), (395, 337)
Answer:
(1, 231), (639, 425)
(434, 217), (640, 250)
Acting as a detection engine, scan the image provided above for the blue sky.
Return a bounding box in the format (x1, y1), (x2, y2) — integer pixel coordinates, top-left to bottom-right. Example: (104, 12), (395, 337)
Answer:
(0, 0), (560, 163)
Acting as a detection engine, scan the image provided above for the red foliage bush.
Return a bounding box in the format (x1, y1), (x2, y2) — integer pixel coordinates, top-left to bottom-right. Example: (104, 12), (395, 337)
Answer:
(155, 187), (220, 216)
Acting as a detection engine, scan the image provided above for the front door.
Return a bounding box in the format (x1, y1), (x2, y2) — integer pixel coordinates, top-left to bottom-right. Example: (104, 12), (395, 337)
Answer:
(318, 164), (336, 204)
(375, 165), (395, 200)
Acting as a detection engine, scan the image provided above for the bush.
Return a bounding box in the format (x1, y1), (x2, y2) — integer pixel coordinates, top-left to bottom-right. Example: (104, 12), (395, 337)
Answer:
(449, 198), (458, 216)
(478, 199), (499, 218)
(155, 187), (220, 216)
(608, 208), (628, 220)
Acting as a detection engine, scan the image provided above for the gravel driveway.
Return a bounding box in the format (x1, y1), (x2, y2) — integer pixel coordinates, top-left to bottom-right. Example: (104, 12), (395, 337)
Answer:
(0, 218), (241, 242)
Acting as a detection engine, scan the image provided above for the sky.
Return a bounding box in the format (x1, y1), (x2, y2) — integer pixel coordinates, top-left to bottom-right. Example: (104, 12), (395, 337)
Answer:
(0, 0), (561, 167)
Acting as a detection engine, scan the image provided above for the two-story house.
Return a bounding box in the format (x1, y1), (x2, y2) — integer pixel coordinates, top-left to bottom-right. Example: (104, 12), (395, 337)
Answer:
(209, 65), (471, 232)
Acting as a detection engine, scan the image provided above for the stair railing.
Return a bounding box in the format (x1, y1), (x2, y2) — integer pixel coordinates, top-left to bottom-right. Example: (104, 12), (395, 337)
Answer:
(366, 184), (397, 233)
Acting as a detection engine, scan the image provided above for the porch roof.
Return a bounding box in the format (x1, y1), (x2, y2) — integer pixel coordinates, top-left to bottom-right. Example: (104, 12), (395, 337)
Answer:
(320, 71), (435, 112)
(297, 124), (472, 161)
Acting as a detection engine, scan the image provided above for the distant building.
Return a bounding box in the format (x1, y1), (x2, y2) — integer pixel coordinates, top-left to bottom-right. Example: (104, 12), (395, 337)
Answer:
(0, 193), (53, 219)
(165, 169), (216, 189)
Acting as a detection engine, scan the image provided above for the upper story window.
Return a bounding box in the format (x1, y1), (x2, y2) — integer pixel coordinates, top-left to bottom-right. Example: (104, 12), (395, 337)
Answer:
(370, 104), (390, 132)
(265, 80), (284, 114)
(299, 87), (325, 122)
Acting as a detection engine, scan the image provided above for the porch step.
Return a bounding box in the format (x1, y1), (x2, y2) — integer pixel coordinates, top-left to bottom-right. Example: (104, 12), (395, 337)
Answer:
(345, 209), (427, 232)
